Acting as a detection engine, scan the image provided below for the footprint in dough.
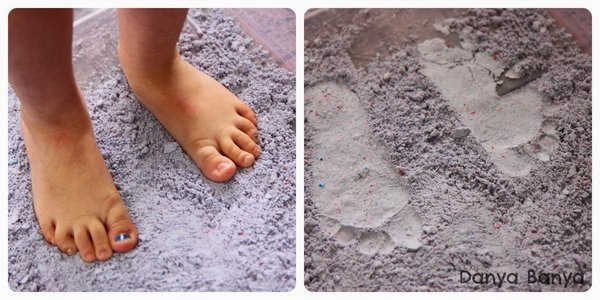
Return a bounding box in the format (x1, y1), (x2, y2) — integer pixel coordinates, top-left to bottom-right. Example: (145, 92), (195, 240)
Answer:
(306, 82), (422, 255)
(417, 38), (544, 176)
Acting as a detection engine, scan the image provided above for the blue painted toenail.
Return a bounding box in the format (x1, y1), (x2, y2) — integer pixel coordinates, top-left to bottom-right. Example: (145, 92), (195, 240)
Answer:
(115, 233), (131, 242)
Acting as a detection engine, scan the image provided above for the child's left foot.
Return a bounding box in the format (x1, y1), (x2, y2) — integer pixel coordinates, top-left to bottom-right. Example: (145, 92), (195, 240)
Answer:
(119, 51), (260, 182)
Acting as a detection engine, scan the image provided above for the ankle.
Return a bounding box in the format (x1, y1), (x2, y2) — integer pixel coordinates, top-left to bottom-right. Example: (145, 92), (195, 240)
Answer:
(20, 99), (92, 135)
(118, 43), (180, 83)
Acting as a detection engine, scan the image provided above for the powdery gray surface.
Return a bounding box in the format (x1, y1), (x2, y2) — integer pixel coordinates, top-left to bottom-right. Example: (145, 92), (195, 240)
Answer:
(304, 9), (591, 291)
(8, 9), (295, 291)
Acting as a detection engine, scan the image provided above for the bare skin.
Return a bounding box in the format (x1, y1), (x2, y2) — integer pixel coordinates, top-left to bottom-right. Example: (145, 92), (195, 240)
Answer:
(9, 9), (138, 262)
(20, 100), (138, 261)
(8, 8), (260, 262)
(117, 9), (260, 182)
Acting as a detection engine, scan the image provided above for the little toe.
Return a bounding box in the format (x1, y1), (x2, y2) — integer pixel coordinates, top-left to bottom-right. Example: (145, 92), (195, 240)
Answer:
(219, 137), (255, 168)
(190, 145), (237, 182)
(232, 130), (261, 158)
(106, 203), (138, 253)
(39, 219), (56, 245)
(88, 220), (113, 261)
(54, 226), (77, 256)
(247, 127), (259, 143)
(236, 104), (258, 125)
(73, 227), (96, 262)
(235, 117), (259, 143)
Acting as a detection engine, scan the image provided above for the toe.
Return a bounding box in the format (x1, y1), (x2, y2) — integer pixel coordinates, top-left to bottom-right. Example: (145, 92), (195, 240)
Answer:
(39, 219), (56, 245)
(247, 127), (259, 143)
(235, 117), (259, 143)
(235, 116), (257, 133)
(236, 103), (258, 126)
(105, 203), (138, 253)
(88, 220), (113, 261)
(190, 144), (237, 182)
(232, 129), (261, 158)
(219, 136), (255, 168)
(54, 225), (77, 256)
(73, 226), (96, 262)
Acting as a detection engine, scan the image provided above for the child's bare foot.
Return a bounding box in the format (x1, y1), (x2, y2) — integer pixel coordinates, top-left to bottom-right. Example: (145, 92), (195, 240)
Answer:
(119, 50), (260, 182)
(20, 99), (138, 262)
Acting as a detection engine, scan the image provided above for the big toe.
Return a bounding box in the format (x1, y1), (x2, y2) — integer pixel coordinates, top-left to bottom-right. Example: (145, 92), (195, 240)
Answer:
(190, 145), (237, 182)
(106, 203), (138, 253)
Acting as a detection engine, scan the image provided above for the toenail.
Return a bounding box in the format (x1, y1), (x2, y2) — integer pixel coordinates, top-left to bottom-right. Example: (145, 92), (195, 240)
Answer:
(243, 155), (253, 165)
(115, 233), (131, 242)
(66, 248), (75, 255)
(84, 253), (95, 261)
(253, 146), (261, 157)
(217, 161), (233, 172)
(98, 250), (109, 259)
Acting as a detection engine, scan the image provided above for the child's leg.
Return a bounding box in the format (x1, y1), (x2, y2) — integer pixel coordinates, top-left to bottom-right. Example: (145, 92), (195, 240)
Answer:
(117, 9), (261, 182)
(9, 9), (138, 262)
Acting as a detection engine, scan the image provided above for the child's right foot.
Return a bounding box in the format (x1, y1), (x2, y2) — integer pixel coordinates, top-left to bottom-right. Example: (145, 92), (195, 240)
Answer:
(20, 98), (138, 262)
